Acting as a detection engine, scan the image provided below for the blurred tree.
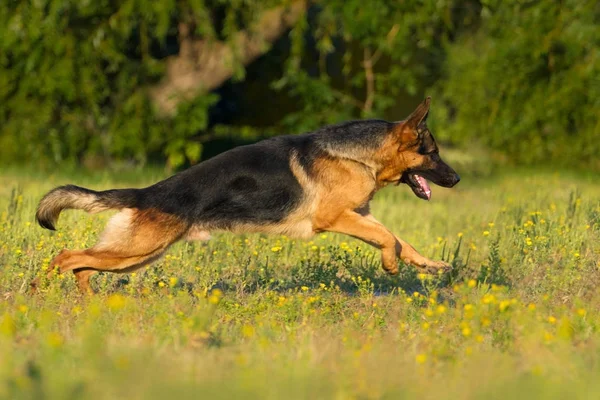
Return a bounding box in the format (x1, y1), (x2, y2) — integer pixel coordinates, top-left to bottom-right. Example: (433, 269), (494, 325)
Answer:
(151, 1), (306, 115)
(435, 0), (600, 168)
(0, 0), (597, 169)
(274, 0), (481, 132)
(0, 0), (306, 168)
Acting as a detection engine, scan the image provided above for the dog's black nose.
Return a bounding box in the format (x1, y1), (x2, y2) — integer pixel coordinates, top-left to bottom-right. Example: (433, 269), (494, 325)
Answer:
(454, 174), (461, 184)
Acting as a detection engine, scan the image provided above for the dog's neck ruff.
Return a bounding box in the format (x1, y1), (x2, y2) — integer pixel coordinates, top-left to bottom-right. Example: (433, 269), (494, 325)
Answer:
(321, 146), (380, 176)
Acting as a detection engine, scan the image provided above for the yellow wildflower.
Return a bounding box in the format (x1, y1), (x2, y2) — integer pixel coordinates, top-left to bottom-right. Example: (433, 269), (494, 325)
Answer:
(46, 332), (64, 348)
(208, 289), (223, 305)
(242, 325), (255, 338)
(107, 294), (126, 310)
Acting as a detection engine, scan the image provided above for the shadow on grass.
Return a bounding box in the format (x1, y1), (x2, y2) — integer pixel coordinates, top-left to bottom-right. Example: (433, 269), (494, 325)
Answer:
(92, 241), (473, 301)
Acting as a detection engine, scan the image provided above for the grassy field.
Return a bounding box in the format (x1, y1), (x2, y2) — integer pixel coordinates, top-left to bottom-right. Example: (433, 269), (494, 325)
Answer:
(1, 167), (600, 399)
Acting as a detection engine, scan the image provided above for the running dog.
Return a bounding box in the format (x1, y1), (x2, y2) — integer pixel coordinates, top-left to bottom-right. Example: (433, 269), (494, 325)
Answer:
(35, 97), (460, 293)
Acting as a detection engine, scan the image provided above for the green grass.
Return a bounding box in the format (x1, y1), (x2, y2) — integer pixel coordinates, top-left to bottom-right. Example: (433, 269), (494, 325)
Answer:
(1, 168), (600, 399)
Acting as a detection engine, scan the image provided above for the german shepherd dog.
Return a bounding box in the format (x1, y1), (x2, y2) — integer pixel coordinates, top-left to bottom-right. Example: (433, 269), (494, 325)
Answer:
(35, 97), (460, 293)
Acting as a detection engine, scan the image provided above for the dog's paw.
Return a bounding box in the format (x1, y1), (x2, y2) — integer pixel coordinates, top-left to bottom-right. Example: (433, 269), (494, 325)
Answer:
(418, 260), (452, 274)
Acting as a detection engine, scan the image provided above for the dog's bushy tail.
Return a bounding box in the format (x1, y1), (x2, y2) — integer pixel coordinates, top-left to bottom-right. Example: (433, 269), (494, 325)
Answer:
(36, 185), (139, 230)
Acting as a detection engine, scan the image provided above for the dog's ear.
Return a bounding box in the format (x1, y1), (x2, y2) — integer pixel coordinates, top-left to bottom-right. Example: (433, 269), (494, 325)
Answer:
(405, 97), (431, 129)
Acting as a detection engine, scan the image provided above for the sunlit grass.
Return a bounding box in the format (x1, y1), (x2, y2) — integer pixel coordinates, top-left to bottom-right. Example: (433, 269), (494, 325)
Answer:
(1, 169), (600, 399)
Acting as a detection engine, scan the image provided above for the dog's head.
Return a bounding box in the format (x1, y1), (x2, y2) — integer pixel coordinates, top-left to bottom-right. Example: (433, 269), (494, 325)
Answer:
(392, 97), (460, 200)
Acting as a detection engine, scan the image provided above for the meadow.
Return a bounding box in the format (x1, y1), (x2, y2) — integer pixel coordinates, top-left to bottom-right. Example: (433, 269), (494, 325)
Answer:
(1, 165), (599, 399)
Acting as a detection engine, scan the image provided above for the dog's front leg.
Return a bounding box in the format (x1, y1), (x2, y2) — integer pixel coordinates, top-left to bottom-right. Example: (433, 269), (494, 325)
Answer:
(320, 210), (401, 274)
(388, 234), (450, 273)
(356, 207), (450, 273)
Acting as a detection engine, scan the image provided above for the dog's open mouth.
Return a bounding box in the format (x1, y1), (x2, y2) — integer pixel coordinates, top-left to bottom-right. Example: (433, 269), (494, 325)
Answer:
(399, 173), (431, 200)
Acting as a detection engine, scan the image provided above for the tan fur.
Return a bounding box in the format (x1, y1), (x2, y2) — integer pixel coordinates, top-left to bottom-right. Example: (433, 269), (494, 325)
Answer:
(311, 156), (376, 229)
(373, 129), (431, 187)
(48, 208), (188, 292)
(46, 191), (109, 214)
(301, 151), (447, 274)
(205, 119), (445, 273)
(36, 190), (111, 230)
(297, 117), (449, 273)
(40, 98), (453, 293)
(185, 226), (212, 241)
(359, 206), (448, 272)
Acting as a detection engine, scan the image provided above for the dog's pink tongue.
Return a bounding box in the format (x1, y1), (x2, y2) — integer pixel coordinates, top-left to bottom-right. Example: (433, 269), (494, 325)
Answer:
(416, 175), (431, 200)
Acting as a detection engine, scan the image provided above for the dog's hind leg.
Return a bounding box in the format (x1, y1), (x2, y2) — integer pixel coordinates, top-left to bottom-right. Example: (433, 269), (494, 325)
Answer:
(48, 208), (188, 293)
(73, 268), (98, 294)
(49, 249), (165, 293)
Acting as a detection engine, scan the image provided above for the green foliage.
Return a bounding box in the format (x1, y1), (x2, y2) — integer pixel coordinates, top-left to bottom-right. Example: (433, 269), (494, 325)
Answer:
(435, 0), (600, 167)
(478, 235), (509, 286)
(276, 0), (479, 132)
(1, 0), (156, 165)
(0, 0), (250, 167)
(0, 0), (597, 168)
